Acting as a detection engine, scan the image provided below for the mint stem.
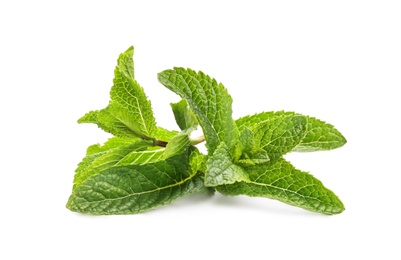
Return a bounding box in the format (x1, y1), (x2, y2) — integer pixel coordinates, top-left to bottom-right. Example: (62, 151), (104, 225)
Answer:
(154, 139), (168, 147)
(190, 135), (205, 145)
(153, 135), (205, 148)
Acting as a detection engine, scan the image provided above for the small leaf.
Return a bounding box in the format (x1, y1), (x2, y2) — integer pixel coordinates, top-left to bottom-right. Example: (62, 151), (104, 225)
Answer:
(189, 147), (206, 175)
(234, 127), (269, 166)
(158, 68), (238, 154)
(236, 111), (346, 152)
(163, 131), (191, 159)
(78, 47), (156, 139)
(205, 142), (249, 187)
(216, 158), (345, 215)
(109, 68), (156, 138)
(170, 99), (198, 131)
(66, 150), (205, 215)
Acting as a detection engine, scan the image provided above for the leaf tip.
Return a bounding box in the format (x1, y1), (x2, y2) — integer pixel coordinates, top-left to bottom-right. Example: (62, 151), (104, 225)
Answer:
(77, 110), (98, 124)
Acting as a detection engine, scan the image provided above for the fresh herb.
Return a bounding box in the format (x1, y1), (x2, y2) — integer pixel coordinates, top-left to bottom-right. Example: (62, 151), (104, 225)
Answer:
(66, 46), (347, 215)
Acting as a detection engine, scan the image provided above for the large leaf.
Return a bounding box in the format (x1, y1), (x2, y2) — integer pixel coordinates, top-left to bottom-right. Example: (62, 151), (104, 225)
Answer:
(66, 150), (205, 214)
(73, 140), (150, 190)
(216, 158), (344, 215)
(73, 132), (192, 190)
(158, 68), (238, 154)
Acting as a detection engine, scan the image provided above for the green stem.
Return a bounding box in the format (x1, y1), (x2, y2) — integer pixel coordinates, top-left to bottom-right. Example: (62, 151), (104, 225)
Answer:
(190, 135), (205, 145)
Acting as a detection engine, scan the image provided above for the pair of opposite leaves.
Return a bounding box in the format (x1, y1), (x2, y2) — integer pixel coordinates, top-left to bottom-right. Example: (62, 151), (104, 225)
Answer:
(66, 46), (346, 215)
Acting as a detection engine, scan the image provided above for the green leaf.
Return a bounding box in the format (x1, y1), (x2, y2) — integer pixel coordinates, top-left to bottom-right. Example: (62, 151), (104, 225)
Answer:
(78, 107), (141, 139)
(292, 116), (347, 151)
(86, 136), (140, 155)
(158, 68), (238, 154)
(170, 99), (198, 131)
(78, 110), (99, 124)
(73, 140), (151, 190)
(252, 113), (307, 158)
(216, 158), (345, 215)
(234, 127), (270, 166)
(78, 47), (156, 139)
(109, 68), (156, 138)
(155, 127), (179, 142)
(66, 150), (205, 215)
(236, 111), (279, 131)
(116, 46), (135, 79)
(189, 147), (206, 175)
(205, 142), (249, 187)
(163, 132), (191, 159)
(236, 111), (346, 152)
(73, 130), (194, 190)
(115, 148), (165, 166)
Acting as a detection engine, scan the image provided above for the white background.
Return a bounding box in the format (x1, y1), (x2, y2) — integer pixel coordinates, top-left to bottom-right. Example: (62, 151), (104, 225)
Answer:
(1, 0), (400, 259)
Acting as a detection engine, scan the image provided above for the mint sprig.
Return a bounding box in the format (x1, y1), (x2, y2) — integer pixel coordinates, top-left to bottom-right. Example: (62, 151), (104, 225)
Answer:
(66, 46), (347, 215)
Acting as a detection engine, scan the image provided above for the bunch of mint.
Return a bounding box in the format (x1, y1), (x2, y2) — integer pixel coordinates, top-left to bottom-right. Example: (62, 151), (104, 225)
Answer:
(66, 46), (346, 215)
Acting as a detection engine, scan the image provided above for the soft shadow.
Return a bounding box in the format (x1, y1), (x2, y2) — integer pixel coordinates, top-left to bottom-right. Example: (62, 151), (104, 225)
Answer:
(144, 192), (214, 216)
(211, 194), (323, 217)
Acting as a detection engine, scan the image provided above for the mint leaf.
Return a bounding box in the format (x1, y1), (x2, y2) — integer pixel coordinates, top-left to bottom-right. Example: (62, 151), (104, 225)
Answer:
(234, 127), (270, 166)
(189, 147), (206, 175)
(116, 45), (135, 79)
(292, 116), (346, 151)
(252, 113), (307, 158)
(74, 129), (194, 190)
(73, 140), (150, 189)
(236, 111), (346, 152)
(158, 68), (238, 154)
(78, 46), (156, 139)
(86, 136), (140, 155)
(109, 67), (156, 138)
(170, 99), (198, 131)
(116, 148), (165, 166)
(66, 150), (205, 214)
(205, 142), (249, 187)
(155, 127), (179, 142)
(236, 111), (280, 130)
(78, 108), (141, 139)
(163, 131), (191, 159)
(216, 158), (344, 215)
